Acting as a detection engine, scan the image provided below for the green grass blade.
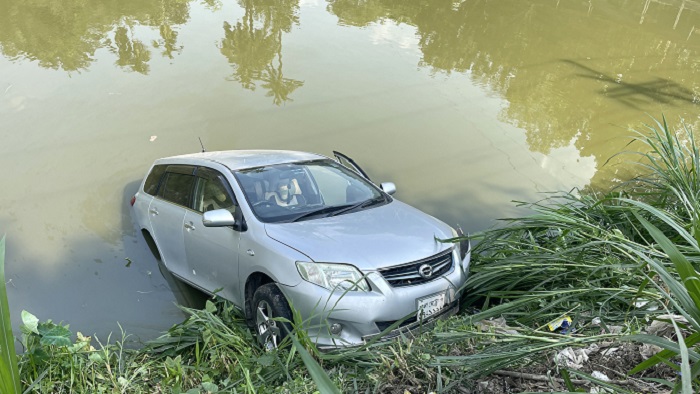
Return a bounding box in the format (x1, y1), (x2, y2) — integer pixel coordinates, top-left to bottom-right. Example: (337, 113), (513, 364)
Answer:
(568, 370), (634, 394)
(630, 331), (700, 374)
(690, 361), (700, 381)
(624, 333), (700, 362)
(21, 368), (48, 394)
(0, 236), (21, 394)
(632, 214), (699, 393)
(620, 198), (698, 249)
(669, 313), (693, 394)
(634, 213), (700, 312)
(464, 297), (535, 324)
(560, 369), (576, 392)
(289, 334), (341, 394)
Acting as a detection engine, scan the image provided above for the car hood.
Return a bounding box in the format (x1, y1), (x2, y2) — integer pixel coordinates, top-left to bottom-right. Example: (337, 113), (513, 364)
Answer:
(264, 200), (454, 271)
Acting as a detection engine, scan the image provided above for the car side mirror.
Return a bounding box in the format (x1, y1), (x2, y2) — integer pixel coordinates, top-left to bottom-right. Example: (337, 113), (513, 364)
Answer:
(202, 209), (237, 227)
(380, 182), (396, 195)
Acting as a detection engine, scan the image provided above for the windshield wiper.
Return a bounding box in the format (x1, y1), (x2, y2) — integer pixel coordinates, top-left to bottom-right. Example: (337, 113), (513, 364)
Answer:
(289, 204), (355, 223)
(328, 195), (385, 217)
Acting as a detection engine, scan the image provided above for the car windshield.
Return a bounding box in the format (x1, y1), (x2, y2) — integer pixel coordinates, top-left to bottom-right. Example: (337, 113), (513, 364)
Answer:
(233, 159), (388, 223)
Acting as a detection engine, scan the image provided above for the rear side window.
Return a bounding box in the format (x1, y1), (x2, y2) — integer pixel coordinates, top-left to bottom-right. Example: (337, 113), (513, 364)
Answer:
(158, 173), (196, 207)
(143, 165), (167, 195)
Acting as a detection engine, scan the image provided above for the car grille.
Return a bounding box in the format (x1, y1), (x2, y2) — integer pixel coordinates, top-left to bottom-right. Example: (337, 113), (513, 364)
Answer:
(375, 315), (418, 332)
(375, 301), (457, 332)
(378, 249), (454, 287)
(363, 303), (459, 344)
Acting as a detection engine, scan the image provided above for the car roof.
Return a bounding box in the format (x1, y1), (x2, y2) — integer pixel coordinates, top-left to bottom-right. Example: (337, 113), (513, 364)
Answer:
(157, 150), (328, 170)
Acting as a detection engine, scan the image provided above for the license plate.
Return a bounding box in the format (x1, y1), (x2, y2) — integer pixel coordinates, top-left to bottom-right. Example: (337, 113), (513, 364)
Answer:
(416, 292), (446, 320)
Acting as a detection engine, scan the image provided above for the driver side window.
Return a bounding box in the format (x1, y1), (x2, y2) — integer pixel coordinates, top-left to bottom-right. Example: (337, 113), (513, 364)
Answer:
(193, 171), (236, 214)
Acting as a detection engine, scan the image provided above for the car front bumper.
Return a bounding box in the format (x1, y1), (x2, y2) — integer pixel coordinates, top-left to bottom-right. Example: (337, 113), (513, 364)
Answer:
(278, 256), (468, 348)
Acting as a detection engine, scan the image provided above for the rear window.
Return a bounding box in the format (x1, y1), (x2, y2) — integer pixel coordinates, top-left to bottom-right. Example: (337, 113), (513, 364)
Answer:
(143, 165), (167, 196)
(158, 172), (196, 207)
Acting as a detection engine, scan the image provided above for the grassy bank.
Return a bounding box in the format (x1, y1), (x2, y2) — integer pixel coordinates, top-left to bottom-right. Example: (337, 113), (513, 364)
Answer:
(5, 117), (700, 393)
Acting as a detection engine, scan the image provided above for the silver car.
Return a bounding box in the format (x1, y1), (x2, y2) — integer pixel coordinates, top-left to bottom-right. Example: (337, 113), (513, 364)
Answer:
(131, 150), (470, 349)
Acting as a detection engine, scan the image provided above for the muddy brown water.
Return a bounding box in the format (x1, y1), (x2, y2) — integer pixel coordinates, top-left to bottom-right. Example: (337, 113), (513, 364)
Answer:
(1, 0), (700, 341)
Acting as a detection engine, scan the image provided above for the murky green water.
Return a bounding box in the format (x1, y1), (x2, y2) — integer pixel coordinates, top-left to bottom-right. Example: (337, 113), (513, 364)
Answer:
(2, 0), (700, 340)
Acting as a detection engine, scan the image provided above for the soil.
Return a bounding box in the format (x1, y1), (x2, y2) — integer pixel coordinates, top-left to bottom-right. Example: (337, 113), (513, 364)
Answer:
(382, 341), (677, 393)
(469, 342), (676, 393)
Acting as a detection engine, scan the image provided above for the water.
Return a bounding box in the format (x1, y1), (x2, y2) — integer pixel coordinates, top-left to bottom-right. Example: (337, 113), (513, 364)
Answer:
(1, 0), (699, 341)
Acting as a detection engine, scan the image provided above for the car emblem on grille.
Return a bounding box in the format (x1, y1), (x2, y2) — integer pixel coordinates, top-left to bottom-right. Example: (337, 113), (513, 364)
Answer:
(418, 264), (433, 279)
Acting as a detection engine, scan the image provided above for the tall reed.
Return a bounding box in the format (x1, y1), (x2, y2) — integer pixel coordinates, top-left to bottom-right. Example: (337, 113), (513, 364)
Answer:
(626, 116), (700, 241)
(0, 236), (21, 394)
(457, 116), (700, 391)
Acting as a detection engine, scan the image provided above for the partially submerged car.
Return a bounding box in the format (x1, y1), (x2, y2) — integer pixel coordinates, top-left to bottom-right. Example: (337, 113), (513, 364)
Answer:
(131, 150), (470, 348)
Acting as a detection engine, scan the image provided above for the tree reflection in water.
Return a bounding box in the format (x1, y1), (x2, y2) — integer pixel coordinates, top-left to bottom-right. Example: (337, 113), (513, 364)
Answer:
(112, 26), (151, 74)
(325, 0), (700, 165)
(0, 0), (190, 74)
(154, 24), (183, 60)
(220, 0), (304, 105)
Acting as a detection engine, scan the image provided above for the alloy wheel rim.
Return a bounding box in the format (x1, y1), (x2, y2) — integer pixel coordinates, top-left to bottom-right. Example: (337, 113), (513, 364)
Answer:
(255, 300), (280, 350)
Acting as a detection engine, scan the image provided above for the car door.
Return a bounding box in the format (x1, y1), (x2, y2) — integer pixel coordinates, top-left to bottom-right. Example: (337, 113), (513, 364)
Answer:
(333, 151), (372, 181)
(148, 165), (196, 279)
(183, 167), (242, 304)
(333, 151), (398, 196)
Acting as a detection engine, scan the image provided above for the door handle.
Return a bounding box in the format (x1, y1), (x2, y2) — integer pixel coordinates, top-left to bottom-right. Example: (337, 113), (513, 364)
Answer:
(184, 222), (195, 231)
(149, 208), (159, 216)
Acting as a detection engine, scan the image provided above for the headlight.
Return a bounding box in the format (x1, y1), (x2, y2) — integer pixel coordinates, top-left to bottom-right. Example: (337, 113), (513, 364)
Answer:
(296, 262), (370, 292)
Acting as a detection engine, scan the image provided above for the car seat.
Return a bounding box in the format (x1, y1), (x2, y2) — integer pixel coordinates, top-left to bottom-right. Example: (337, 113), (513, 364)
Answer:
(265, 178), (303, 207)
(202, 181), (232, 212)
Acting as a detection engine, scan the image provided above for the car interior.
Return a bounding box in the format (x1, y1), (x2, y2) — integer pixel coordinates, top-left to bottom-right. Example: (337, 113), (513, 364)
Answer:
(239, 168), (319, 210)
(199, 179), (236, 213)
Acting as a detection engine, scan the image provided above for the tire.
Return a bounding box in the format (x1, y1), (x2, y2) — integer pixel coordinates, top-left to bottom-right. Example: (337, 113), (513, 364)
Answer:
(251, 283), (293, 350)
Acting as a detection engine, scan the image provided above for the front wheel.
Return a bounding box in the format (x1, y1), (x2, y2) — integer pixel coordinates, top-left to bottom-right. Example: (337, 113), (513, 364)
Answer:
(252, 283), (293, 350)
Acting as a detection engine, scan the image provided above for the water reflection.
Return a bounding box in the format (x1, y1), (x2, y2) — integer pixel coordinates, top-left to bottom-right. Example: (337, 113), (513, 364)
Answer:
(326, 0), (387, 27)
(112, 26), (152, 74)
(0, 0), (190, 73)
(0, 0), (305, 102)
(0, 0), (105, 71)
(325, 0), (700, 189)
(563, 60), (698, 110)
(220, 0), (304, 105)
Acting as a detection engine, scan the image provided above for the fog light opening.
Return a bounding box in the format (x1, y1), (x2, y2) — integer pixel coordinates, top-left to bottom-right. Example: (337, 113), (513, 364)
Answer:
(329, 323), (343, 335)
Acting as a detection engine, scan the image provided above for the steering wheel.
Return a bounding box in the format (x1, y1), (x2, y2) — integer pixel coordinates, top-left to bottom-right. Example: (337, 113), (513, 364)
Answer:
(253, 200), (275, 208)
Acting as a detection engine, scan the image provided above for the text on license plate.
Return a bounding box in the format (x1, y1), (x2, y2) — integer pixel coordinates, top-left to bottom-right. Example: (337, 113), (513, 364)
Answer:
(416, 292), (446, 320)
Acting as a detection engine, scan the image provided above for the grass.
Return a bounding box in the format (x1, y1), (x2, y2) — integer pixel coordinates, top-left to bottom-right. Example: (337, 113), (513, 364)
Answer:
(3, 115), (700, 392)
(0, 236), (21, 394)
(459, 116), (700, 391)
(464, 190), (657, 325)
